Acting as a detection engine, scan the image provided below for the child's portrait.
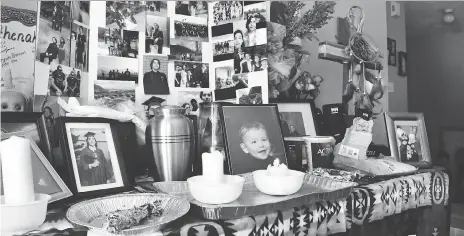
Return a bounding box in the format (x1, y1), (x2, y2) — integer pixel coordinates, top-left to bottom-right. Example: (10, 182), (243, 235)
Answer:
(221, 105), (287, 174)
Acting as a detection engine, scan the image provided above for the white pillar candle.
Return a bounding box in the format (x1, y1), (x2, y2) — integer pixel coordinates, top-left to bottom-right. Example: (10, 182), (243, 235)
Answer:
(201, 151), (224, 183)
(0, 136), (35, 204)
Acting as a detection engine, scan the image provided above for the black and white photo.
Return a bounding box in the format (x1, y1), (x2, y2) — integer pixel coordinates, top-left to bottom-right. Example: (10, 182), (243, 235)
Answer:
(215, 66), (244, 89)
(143, 55), (170, 95)
(70, 1), (90, 26)
(243, 1), (267, 29)
(220, 105), (288, 174)
(213, 38), (234, 62)
(97, 56), (138, 83)
(234, 45), (266, 74)
(94, 80), (136, 106)
(169, 39), (203, 62)
(71, 23), (89, 72)
(97, 27), (123, 57)
(173, 61), (209, 88)
(47, 64), (83, 97)
(37, 1), (72, 67)
(175, 1), (208, 18)
(236, 86), (263, 104)
(177, 91), (212, 115)
(233, 17), (266, 47)
(172, 16), (208, 42)
(121, 30), (139, 58)
(212, 1), (243, 25)
(106, 1), (146, 31)
(146, 1), (167, 16)
(277, 103), (317, 138)
(65, 123), (124, 192)
(145, 15), (169, 54)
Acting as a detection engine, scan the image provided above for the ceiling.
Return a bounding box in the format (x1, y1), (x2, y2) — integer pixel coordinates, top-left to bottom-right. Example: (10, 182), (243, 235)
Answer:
(405, 1), (464, 35)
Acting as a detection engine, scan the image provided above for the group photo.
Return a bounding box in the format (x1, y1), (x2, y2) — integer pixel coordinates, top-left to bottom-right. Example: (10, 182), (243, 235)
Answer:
(47, 64), (83, 97)
(97, 27), (122, 57)
(234, 45), (267, 74)
(97, 56), (138, 83)
(169, 39), (202, 62)
(105, 1), (146, 31)
(174, 61), (209, 88)
(175, 1), (208, 18)
(37, 1), (72, 66)
(145, 15), (169, 54)
(213, 39), (234, 62)
(173, 18), (209, 42)
(212, 1), (243, 25)
(233, 15), (267, 48)
(146, 1), (167, 16)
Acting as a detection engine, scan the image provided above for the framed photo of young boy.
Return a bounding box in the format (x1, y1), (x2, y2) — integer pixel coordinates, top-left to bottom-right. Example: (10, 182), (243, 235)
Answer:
(55, 117), (135, 198)
(220, 104), (288, 175)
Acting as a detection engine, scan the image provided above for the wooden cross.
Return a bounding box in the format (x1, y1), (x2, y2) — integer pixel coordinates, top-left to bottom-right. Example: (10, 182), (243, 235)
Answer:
(317, 17), (383, 115)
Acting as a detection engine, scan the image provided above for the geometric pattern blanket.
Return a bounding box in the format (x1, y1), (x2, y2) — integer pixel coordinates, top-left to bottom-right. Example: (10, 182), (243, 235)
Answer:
(20, 169), (449, 236)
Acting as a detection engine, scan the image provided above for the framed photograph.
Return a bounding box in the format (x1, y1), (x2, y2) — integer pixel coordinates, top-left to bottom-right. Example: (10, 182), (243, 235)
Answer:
(220, 104), (288, 174)
(1, 112), (53, 164)
(398, 51), (407, 76)
(384, 112), (431, 168)
(277, 103), (317, 138)
(55, 117), (133, 198)
(387, 37), (396, 54)
(1, 132), (72, 203)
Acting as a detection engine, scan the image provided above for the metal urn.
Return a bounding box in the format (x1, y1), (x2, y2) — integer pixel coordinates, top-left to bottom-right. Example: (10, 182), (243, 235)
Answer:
(146, 105), (195, 181)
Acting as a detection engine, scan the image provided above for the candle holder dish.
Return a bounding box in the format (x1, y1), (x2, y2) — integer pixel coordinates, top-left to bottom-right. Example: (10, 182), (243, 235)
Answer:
(1, 194), (51, 235)
(187, 175), (245, 205)
(252, 170), (305, 196)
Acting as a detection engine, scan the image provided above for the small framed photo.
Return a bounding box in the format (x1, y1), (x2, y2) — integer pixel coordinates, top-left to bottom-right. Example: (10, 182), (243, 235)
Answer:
(384, 112), (432, 168)
(277, 103), (317, 138)
(1, 112), (53, 165)
(1, 132), (72, 203)
(398, 51), (407, 76)
(220, 104), (288, 174)
(56, 117), (133, 198)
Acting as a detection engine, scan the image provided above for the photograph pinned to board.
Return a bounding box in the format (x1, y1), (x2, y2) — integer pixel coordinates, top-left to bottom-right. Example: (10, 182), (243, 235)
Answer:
(234, 45), (267, 74)
(171, 15), (209, 42)
(97, 27), (123, 57)
(177, 90), (213, 116)
(1, 1), (38, 112)
(212, 23), (234, 62)
(215, 64), (238, 90)
(214, 72), (249, 102)
(243, 1), (267, 29)
(219, 104), (288, 174)
(168, 39), (203, 62)
(33, 61), (86, 98)
(142, 55), (170, 95)
(70, 1), (90, 26)
(0, 132), (73, 203)
(175, 1), (208, 18)
(277, 103), (317, 138)
(120, 30), (139, 58)
(212, 1), (244, 26)
(105, 1), (146, 31)
(70, 23), (90, 72)
(97, 56), (138, 83)
(145, 15), (170, 54)
(36, 1), (72, 67)
(94, 80), (136, 109)
(233, 17), (266, 47)
(173, 61), (209, 88)
(146, 1), (168, 16)
(236, 86), (263, 105)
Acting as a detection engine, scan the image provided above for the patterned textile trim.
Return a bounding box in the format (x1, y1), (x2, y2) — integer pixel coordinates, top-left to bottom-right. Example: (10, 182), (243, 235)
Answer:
(346, 171), (449, 227)
(1, 6), (37, 27)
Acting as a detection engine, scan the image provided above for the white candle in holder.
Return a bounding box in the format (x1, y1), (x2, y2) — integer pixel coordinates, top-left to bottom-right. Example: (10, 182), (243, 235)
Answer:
(201, 150), (224, 183)
(0, 136), (35, 204)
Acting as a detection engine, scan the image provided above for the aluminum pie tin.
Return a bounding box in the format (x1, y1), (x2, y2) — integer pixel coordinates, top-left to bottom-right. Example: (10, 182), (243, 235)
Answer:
(66, 193), (190, 235)
(154, 173), (357, 220)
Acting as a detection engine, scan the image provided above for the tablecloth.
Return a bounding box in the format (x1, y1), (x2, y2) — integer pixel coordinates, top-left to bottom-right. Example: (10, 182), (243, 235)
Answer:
(16, 169), (449, 236)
